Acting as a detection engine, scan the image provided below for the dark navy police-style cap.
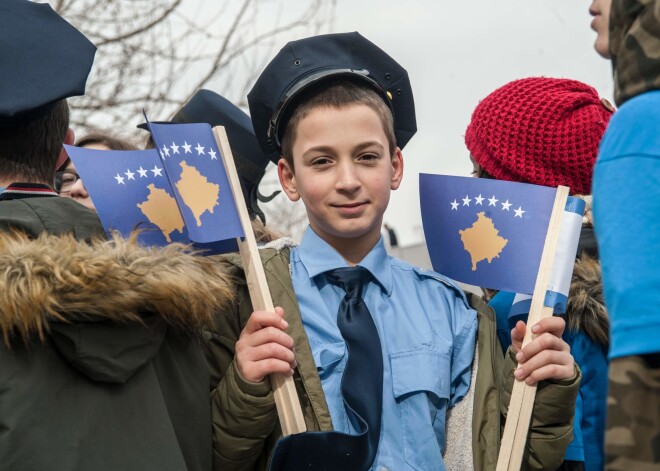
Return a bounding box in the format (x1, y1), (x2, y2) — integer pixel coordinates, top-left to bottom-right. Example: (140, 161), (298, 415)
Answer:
(247, 31), (417, 162)
(0, 0), (96, 128)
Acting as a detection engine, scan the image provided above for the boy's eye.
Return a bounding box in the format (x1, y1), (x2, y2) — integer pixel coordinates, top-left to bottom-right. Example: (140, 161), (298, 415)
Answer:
(311, 157), (332, 166)
(358, 153), (379, 162)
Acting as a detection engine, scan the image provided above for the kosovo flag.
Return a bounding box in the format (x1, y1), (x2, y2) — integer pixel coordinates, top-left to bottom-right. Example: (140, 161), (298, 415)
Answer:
(420, 174), (557, 294)
(148, 122), (243, 249)
(507, 196), (586, 315)
(65, 123), (243, 254)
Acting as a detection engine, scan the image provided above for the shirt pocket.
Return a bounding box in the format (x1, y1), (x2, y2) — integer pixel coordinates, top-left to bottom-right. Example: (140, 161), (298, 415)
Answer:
(391, 349), (451, 471)
(312, 341), (347, 381)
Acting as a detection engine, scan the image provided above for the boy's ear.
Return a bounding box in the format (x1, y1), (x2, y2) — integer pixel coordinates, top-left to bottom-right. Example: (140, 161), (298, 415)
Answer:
(55, 128), (75, 171)
(391, 147), (404, 190)
(278, 157), (300, 202)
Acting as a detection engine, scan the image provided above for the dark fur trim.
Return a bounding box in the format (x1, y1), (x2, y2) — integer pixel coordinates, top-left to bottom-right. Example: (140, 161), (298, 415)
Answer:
(566, 254), (609, 347)
(0, 231), (234, 347)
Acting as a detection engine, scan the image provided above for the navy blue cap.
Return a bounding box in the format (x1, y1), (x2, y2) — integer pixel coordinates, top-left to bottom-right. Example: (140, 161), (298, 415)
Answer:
(248, 32), (416, 161)
(0, 0), (96, 128)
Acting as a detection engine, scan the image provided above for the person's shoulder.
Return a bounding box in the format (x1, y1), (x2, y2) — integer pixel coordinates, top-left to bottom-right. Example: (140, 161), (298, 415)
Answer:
(598, 90), (660, 165)
(39, 198), (105, 233)
(258, 237), (298, 265)
(612, 90), (660, 123)
(0, 197), (104, 238)
(215, 236), (297, 282)
(20, 196), (92, 215)
(389, 256), (470, 306)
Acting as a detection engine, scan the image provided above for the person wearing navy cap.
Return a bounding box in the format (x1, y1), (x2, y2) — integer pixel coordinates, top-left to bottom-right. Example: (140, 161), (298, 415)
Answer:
(204, 32), (580, 471)
(0, 3), (230, 470)
(0, 0), (98, 212)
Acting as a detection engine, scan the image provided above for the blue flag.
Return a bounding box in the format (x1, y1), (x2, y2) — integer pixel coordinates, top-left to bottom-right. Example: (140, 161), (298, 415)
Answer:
(420, 174), (557, 294)
(65, 123), (244, 254)
(507, 196), (586, 315)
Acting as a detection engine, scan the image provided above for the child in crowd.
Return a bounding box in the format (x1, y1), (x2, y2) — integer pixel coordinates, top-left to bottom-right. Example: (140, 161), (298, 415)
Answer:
(204, 32), (580, 471)
(465, 76), (613, 471)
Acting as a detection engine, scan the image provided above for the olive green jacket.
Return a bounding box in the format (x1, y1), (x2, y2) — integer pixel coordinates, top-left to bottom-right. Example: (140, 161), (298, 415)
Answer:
(0, 196), (105, 239)
(204, 245), (580, 470)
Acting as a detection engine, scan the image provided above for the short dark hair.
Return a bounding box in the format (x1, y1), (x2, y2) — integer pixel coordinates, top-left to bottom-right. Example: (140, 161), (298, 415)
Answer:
(0, 99), (69, 183)
(280, 80), (396, 171)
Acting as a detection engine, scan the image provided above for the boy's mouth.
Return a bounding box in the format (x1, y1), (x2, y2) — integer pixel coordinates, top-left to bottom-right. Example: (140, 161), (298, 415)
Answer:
(332, 201), (368, 214)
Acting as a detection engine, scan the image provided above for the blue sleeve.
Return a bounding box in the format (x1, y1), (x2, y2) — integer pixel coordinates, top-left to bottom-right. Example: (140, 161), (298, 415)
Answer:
(593, 91), (660, 358)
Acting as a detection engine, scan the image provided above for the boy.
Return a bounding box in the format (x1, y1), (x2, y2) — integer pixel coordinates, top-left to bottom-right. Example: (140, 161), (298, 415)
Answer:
(205, 32), (579, 471)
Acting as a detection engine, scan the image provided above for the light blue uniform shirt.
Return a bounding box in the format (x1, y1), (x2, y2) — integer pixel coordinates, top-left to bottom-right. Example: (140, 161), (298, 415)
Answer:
(291, 227), (478, 470)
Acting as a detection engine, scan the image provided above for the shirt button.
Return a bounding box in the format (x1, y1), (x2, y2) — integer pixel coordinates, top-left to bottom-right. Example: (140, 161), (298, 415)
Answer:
(380, 467), (389, 471)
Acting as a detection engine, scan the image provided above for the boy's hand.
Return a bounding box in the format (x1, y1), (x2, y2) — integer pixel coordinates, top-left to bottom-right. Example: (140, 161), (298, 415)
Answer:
(510, 317), (575, 385)
(235, 307), (296, 383)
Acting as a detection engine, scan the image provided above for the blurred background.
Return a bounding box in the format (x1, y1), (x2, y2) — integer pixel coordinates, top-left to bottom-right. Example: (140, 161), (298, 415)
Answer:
(54, 0), (611, 261)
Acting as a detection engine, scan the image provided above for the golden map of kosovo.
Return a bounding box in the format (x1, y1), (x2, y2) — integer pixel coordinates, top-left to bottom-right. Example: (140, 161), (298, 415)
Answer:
(137, 184), (185, 242)
(459, 211), (508, 271)
(175, 161), (220, 226)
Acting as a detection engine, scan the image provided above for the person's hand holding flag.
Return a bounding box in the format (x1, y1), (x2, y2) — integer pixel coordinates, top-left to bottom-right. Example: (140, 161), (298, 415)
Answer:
(509, 317), (574, 385)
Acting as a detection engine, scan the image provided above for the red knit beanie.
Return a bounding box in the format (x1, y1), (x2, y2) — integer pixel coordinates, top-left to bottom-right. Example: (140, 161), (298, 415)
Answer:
(464, 77), (614, 195)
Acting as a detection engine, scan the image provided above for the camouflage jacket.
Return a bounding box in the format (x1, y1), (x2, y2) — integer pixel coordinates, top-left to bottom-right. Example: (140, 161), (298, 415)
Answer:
(609, 0), (660, 105)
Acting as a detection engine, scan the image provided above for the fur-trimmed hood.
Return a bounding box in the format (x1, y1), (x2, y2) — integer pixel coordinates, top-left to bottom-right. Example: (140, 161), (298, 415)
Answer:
(0, 231), (234, 382)
(563, 203), (609, 346)
(567, 250), (609, 347)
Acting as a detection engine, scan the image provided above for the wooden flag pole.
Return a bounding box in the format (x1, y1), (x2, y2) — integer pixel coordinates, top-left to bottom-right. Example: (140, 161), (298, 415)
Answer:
(213, 126), (307, 436)
(495, 185), (569, 471)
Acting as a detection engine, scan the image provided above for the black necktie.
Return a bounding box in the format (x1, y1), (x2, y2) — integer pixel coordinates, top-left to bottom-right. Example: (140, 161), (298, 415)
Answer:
(269, 267), (384, 471)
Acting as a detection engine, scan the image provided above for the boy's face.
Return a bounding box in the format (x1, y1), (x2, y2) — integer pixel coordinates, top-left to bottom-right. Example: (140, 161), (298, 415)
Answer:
(278, 104), (403, 253)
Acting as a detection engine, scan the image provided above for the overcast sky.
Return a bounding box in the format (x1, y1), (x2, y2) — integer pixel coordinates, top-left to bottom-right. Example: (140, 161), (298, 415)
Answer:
(253, 0), (613, 245)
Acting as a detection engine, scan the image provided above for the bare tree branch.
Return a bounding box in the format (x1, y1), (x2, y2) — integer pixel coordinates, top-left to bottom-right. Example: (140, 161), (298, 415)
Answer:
(44, 0), (334, 137)
(95, 0), (183, 46)
(183, 0), (252, 97)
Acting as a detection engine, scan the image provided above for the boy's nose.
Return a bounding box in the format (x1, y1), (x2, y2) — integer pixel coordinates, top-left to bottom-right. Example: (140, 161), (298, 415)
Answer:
(335, 161), (360, 192)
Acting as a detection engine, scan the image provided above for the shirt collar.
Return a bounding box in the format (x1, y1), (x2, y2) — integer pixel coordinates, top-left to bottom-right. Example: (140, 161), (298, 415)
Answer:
(296, 226), (393, 295)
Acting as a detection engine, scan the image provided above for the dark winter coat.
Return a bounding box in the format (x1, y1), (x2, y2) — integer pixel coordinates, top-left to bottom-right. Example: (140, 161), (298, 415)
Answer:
(0, 197), (234, 471)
